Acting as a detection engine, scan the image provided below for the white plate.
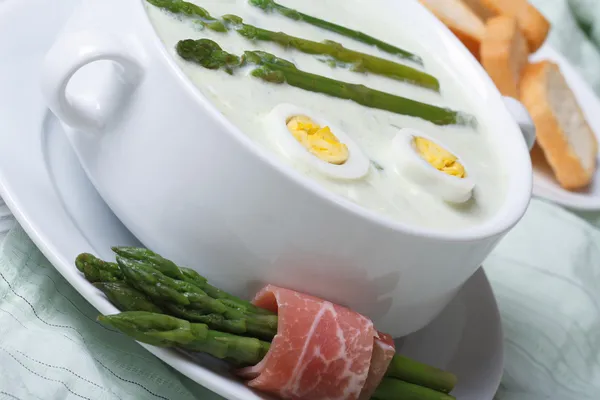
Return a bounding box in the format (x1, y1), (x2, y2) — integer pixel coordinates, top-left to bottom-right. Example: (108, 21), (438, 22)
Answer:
(530, 44), (600, 210)
(0, 0), (503, 399)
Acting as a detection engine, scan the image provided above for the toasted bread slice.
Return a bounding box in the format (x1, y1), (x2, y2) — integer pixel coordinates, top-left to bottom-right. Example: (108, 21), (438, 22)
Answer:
(520, 61), (598, 190)
(480, 16), (529, 98)
(419, 0), (485, 58)
(479, 0), (550, 52)
(462, 0), (497, 20)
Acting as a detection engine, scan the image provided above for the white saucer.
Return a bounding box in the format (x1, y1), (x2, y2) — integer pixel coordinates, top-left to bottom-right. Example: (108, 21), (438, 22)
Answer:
(0, 0), (503, 399)
(530, 44), (600, 210)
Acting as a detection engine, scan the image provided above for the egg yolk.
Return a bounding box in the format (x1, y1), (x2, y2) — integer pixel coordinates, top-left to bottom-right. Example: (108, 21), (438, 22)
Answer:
(413, 137), (466, 178)
(286, 115), (349, 165)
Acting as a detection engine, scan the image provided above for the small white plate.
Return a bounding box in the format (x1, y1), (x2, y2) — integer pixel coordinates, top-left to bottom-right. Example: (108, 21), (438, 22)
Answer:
(530, 44), (600, 210)
(0, 0), (503, 399)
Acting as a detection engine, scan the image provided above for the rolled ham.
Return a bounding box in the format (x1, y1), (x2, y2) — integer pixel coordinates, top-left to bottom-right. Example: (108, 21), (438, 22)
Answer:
(358, 332), (396, 400)
(239, 285), (376, 400)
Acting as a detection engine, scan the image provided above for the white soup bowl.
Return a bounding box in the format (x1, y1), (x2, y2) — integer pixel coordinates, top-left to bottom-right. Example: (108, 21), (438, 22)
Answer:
(41, 0), (535, 336)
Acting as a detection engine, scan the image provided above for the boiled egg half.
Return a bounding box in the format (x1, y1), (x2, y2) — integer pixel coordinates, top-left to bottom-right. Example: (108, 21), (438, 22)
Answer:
(392, 129), (475, 203)
(266, 104), (370, 180)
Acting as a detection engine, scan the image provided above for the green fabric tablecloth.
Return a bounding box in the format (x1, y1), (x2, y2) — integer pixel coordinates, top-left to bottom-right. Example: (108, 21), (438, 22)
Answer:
(531, 0), (600, 93)
(1, 1), (600, 399)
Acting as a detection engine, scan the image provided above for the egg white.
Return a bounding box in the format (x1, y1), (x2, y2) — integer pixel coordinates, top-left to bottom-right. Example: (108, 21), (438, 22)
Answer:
(392, 129), (475, 203)
(265, 103), (371, 180)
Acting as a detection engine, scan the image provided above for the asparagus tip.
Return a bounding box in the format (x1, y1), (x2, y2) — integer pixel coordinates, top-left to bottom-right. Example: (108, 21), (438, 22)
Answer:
(75, 252), (96, 271)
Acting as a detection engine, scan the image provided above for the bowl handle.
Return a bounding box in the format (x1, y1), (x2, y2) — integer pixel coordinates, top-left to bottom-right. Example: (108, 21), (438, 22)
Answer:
(502, 96), (536, 151)
(41, 30), (143, 133)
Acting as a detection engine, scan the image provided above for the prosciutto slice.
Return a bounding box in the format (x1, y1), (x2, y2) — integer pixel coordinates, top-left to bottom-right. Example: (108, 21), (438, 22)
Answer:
(358, 332), (396, 400)
(239, 285), (375, 400)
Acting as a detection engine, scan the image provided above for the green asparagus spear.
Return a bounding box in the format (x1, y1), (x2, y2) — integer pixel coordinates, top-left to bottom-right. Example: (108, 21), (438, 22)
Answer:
(75, 253), (123, 283)
(386, 355), (457, 394)
(101, 307), (454, 393)
(147, 0), (228, 32)
(98, 311), (202, 346)
(249, 0), (422, 64)
(116, 256), (231, 313)
(161, 304), (246, 334)
(176, 38), (242, 74)
(98, 312), (270, 366)
(176, 39), (473, 126)
(116, 257), (189, 305)
(190, 329), (271, 365)
(99, 312), (454, 394)
(372, 378), (456, 400)
(112, 246), (187, 281)
(161, 303), (277, 340)
(147, 0), (210, 20)
(245, 51), (468, 126)
(221, 15), (439, 90)
(93, 282), (163, 313)
(181, 270), (272, 315)
(114, 246), (273, 316)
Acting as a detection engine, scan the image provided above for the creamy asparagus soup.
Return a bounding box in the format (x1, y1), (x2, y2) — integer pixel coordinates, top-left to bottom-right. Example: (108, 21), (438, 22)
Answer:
(145, 0), (508, 230)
